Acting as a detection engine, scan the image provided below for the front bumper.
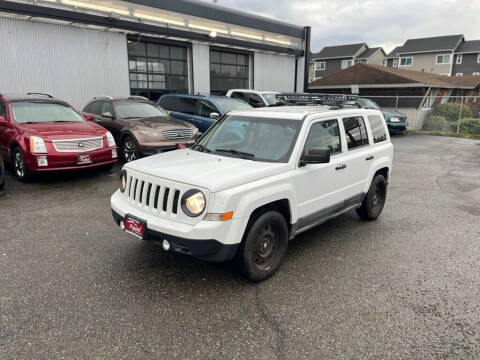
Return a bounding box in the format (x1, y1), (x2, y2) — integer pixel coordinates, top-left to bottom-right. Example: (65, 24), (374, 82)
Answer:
(139, 140), (195, 156)
(111, 191), (241, 262)
(387, 122), (407, 133)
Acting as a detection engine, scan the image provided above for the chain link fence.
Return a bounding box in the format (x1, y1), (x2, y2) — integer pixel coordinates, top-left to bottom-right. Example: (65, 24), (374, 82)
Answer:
(351, 95), (480, 137)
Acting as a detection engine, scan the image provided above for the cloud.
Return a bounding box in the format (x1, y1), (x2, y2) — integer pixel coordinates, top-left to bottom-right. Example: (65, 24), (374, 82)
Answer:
(200, 0), (480, 53)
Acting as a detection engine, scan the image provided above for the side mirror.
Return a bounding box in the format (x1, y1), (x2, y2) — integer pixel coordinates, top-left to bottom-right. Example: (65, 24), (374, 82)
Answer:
(84, 113), (94, 121)
(0, 116), (7, 125)
(300, 148), (330, 166)
(102, 112), (114, 119)
(210, 112), (220, 120)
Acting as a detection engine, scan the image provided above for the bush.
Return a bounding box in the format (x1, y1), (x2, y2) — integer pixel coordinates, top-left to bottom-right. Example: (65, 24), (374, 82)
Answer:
(422, 116), (451, 132)
(458, 118), (480, 135)
(431, 103), (473, 124)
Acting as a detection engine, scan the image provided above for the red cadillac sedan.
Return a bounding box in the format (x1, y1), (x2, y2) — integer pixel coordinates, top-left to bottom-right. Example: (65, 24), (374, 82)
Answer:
(0, 93), (118, 181)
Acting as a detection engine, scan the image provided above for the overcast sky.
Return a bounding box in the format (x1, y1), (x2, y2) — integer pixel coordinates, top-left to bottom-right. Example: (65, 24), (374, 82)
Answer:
(200, 0), (480, 54)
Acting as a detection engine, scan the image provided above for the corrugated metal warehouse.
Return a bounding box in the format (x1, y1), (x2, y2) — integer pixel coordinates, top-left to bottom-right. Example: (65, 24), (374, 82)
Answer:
(0, 0), (310, 109)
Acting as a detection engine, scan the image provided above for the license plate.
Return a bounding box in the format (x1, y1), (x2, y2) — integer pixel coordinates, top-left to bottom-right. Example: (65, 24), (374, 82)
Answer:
(176, 143), (188, 149)
(124, 215), (145, 239)
(76, 154), (92, 165)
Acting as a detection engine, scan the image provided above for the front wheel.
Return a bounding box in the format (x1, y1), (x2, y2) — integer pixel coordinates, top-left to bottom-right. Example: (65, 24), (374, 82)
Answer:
(356, 174), (387, 221)
(121, 136), (140, 163)
(235, 211), (288, 282)
(12, 147), (33, 182)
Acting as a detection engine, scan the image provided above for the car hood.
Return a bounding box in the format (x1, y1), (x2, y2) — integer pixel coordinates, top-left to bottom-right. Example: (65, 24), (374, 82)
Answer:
(382, 108), (406, 120)
(126, 149), (290, 192)
(18, 121), (107, 141)
(126, 116), (195, 130)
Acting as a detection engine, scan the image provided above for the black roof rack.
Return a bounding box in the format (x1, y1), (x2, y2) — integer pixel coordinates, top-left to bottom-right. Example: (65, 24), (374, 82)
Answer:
(27, 92), (54, 98)
(275, 93), (359, 107)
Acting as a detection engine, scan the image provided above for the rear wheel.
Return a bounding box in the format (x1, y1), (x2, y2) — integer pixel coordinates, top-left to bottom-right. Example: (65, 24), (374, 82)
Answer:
(356, 174), (387, 221)
(236, 211), (288, 282)
(121, 136), (140, 163)
(12, 147), (33, 182)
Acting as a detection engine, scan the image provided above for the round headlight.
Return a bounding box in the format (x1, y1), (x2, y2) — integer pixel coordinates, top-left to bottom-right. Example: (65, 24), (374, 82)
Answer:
(181, 189), (206, 217)
(120, 169), (127, 193)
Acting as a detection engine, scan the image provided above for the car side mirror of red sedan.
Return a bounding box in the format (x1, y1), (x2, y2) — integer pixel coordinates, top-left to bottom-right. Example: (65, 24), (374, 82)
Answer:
(0, 116), (8, 125)
(84, 113), (94, 121)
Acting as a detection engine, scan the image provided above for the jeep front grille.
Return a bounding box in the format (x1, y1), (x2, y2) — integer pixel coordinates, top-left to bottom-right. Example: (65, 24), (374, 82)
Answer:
(162, 129), (192, 140)
(127, 175), (181, 215)
(52, 137), (103, 152)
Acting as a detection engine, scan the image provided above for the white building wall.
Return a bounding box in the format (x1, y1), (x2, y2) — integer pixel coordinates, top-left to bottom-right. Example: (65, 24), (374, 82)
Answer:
(191, 43), (210, 95)
(253, 52), (296, 91)
(0, 17), (130, 109)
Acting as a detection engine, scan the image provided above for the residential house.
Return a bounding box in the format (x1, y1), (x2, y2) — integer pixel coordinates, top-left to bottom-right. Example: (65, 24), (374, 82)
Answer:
(308, 63), (480, 129)
(355, 47), (386, 65)
(452, 40), (480, 76)
(394, 35), (464, 75)
(309, 43), (368, 82)
(384, 46), (403, 68)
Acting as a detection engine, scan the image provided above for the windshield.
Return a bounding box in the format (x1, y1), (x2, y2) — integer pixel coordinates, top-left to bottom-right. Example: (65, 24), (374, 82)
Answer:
(12, 102), (84, 124)
(116, 102), (168, 119)
(195, 115), (302, 163)
(213, 98), (252, 113)
(358, 98), (381, 109)
(263, 93), (282, 106)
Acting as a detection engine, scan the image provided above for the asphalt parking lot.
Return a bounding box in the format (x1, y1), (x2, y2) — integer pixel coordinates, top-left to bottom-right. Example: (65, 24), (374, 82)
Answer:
(1, 135), (480, 359)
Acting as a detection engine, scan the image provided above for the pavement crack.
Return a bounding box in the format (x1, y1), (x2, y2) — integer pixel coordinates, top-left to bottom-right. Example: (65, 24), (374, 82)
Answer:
(254, 285), (285, 360)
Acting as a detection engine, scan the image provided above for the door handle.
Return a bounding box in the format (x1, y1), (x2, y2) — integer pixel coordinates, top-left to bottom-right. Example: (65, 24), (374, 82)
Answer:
(335, 163), (347, 170)
(365, 155), (375, 161)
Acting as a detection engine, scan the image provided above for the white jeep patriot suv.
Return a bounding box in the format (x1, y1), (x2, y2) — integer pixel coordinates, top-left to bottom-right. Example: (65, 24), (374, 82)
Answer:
(111, 106), (393, 281)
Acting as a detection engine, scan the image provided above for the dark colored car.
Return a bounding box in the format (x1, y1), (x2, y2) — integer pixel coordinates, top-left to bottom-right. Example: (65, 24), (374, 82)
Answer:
(158, 94), (252, 133)
(83, 96), (198, 162)
(0, 93), (118, 182)
(345, 98), (408, 134)
(0, 154), (4, 190)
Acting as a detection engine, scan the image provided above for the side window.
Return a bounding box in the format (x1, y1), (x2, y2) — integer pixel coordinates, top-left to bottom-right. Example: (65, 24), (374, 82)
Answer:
(101, 102), (114, 116)
(88, 101), (102, 115)
(0, 101), (7, 118)
(304, 119), (341, 155)
(342, 116), (369, 150)
(159, 96), (178, 111)
(230, 92), (245, 101)
(367, 115), (387, 143)
(177, 97), (197, 115)
(247, 93), (264, 108)
(198, 100), (218, 118)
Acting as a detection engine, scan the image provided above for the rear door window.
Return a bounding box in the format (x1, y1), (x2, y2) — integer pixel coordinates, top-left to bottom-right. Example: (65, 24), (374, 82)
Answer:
(230, 92), (246, 101)
(246, 93), (265, 108)
(87, 101), (102, 115)
(176, 97), (197, 115)
(367, 114), (387, 143)
(342, 116), (369, 150)
(158, 96), (178, 111)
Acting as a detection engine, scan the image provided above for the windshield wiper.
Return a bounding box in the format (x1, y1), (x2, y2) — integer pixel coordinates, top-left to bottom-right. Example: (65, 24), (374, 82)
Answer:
(215, 148), (254, 159)
(192, 144), (211, 153)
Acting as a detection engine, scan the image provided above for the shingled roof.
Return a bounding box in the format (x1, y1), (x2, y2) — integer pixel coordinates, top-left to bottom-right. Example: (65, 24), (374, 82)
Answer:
(397, 35), (464, 54)
(386, 46), (403, 59)
(309, 63), (480, 89)
(357, 47), (385, 59)
(311, 43), (366, 60)
(456, 40), (480, 54)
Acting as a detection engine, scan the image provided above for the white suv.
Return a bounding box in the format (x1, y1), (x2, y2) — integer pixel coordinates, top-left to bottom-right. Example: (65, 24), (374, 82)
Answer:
(111, 106), (393, 281)
(226, 89), (282, 107)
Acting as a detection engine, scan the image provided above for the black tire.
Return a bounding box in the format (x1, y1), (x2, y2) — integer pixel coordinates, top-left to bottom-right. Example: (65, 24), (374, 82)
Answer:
(235, 211), (288, 282)
(12, 147), (33, 182)
(121, 136), (140, 163)
(356, 174), (387, 221)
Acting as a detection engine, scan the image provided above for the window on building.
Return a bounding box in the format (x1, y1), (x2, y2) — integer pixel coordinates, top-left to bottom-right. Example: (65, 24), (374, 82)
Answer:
(314, 61), (325, 70)
(128, 40), (188, 100)
(304, 120), (341, 155)
(456, 73), (463, 76)
(342, 116), (369, 149)
(367, 115), (387, 143)
(456, 54), (463, 64)
(399, 57), (413, 66)
(392, 58), (398, 67)
(436, 54), (451, 64)
(341, 59), (353, 69)
(210, 49), (250, 95)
